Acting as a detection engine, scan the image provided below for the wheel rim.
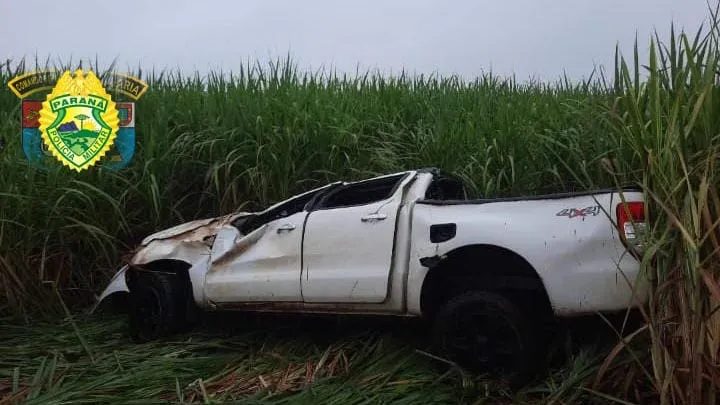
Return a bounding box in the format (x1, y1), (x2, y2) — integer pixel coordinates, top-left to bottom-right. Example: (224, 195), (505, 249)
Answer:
(445, 302), (524, 375)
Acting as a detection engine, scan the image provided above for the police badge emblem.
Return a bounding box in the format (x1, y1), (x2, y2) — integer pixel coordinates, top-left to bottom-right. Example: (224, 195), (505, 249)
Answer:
(8, 68), (148, 171)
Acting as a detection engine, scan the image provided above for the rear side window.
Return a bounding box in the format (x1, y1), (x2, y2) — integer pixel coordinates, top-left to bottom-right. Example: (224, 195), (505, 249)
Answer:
(425, 174), (467, 200)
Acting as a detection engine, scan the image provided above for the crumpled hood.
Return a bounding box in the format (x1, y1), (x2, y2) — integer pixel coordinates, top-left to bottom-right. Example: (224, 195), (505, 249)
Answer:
(139, 212), (251, 246)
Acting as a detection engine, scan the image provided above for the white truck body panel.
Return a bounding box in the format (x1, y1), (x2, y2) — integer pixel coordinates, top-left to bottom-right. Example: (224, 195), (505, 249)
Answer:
(405, 191), (647, 316)
(93, 170), (647, 318)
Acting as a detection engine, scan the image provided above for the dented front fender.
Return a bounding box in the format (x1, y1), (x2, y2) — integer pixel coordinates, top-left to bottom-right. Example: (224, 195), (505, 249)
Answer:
(90, 211), (256, 313)
(91, 219), (231, 313)
(131, 238), (212, 267)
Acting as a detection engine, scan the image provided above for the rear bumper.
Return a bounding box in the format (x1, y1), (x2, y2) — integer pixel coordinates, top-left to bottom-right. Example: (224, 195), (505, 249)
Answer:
(89, 264), (130, 313)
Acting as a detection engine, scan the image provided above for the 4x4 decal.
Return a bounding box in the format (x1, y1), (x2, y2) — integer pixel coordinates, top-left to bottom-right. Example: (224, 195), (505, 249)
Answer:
(556, 205), (601, 218)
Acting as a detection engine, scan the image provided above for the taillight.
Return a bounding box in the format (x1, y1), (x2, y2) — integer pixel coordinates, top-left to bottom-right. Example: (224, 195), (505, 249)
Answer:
(616, 201), (647, 254)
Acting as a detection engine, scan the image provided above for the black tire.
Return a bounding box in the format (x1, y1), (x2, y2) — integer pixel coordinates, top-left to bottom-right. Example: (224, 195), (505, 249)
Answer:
(433, 290), (541, 385)
(128, 271), (189, 342)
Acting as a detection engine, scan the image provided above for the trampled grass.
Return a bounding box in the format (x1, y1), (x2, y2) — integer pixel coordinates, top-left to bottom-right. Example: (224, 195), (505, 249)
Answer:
(2, 5), (720, 404)
(0, 312), (620, 405)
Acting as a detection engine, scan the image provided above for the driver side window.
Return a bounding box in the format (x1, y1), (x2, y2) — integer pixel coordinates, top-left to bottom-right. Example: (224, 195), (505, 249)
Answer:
(318, 174), (406, 210)
(235, 188), (324, 234)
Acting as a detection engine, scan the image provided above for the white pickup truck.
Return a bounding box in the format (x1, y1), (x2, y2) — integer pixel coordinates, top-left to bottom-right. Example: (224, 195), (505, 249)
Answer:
(93, 168), (648, 380)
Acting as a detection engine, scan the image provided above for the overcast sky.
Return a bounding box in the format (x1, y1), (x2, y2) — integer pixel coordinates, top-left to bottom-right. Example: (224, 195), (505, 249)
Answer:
(0, 0), (713, 83)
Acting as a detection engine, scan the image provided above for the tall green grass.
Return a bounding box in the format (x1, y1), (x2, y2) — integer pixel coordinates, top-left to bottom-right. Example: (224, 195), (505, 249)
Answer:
(586, 10), (720, 405)
(0, 56), (618, 317)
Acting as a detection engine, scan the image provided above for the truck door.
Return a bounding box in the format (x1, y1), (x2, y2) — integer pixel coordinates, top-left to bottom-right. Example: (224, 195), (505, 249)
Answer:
(301, 172), (415, 303)
(203, 184), (336, 303)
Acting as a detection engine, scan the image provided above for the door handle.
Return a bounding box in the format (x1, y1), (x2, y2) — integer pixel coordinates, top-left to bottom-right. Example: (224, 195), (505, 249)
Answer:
(361, 213), (387, 222)
(277, 223), (296, 233)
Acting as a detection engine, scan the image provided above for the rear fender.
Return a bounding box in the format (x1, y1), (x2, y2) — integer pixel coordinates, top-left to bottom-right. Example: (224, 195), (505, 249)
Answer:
(407, 191), (647, 316)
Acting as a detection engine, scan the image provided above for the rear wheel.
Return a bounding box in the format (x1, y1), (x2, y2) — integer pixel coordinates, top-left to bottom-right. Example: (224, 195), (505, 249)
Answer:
(433, 291), (540, 384)
(128, 271), (190, 342)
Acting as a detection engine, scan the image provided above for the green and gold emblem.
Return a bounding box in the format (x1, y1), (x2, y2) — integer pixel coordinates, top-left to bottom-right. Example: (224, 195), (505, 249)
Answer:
(38, 69), (120, 172)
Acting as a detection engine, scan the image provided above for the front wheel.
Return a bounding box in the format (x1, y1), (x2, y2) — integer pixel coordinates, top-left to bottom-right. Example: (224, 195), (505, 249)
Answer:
(433, 291), (541, 384)
(128, 271), (189, 342)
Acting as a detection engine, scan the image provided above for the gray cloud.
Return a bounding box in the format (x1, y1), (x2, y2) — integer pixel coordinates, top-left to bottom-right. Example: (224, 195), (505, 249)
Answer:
(0, 0), (712, 82)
